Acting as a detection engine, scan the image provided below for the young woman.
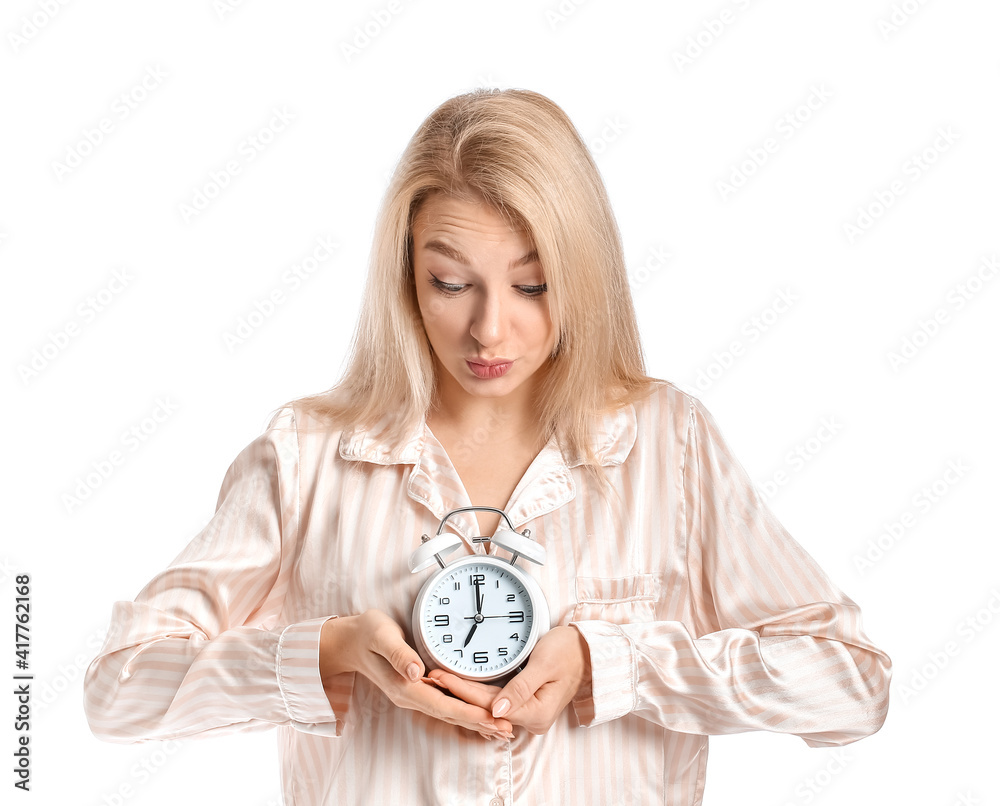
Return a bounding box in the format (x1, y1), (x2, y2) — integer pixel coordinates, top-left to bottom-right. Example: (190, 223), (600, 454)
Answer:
(85, 88), (891, 805)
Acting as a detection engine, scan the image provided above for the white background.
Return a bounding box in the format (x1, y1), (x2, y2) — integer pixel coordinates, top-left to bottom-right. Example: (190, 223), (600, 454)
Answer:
(3, 1), (998, 804)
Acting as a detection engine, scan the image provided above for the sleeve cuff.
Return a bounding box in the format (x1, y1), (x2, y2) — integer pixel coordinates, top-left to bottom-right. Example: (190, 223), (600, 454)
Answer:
(569, 620), (638, 726)
(276, 616), (354, 736)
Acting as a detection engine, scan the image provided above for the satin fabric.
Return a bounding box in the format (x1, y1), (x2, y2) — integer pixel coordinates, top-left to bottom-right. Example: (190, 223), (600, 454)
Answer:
(84, 379), (891, 805)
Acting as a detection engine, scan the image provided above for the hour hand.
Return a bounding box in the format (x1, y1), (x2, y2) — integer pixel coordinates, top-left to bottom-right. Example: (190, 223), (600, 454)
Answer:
(463, 622), (478, 647)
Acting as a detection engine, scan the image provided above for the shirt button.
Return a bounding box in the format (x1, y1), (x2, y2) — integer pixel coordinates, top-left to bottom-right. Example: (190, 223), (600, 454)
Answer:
(489, 799), (503, 806)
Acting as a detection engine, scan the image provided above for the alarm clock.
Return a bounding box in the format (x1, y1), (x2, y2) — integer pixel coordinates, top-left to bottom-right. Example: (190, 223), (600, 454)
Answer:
(408, 506), (549, 682)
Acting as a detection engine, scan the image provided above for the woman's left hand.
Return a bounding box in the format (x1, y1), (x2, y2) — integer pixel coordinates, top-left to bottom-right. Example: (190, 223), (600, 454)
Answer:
(426, 625), (591, 736)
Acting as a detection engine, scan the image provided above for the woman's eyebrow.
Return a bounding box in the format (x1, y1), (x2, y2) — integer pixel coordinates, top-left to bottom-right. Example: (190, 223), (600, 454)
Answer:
(421, 238), (539, 269)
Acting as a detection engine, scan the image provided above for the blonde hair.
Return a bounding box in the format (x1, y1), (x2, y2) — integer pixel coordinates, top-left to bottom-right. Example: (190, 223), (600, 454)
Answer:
(271, 87), (658, 496)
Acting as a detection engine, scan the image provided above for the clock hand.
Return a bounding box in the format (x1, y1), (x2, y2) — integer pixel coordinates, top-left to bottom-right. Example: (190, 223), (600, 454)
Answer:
(462, 582), (486, 646)
(463, 621), (478, 646)
(465, 582), (486, 646)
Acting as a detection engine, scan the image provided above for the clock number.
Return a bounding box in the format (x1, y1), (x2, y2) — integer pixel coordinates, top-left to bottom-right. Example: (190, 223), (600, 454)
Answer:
(434, 614), (449, 626)
(498, 647), (507, 657)
(470, 573), (485, 585)
(509, 611), (524, 623)
(452, 649), (463, 657)
(454, 582), (461, 590)
(442, 634), (453, 643)
(506, 594), (516, 602)
(509, 633), (519, 641)
(472, 651), (488, 664)
(438, 597), (450, 605)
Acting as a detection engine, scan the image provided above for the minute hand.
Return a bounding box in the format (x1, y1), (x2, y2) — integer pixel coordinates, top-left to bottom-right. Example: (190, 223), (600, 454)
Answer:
(464, 583), (484, 646)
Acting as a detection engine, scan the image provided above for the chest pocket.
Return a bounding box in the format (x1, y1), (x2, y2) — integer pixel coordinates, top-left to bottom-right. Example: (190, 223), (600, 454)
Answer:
(570, 573), (661, 624)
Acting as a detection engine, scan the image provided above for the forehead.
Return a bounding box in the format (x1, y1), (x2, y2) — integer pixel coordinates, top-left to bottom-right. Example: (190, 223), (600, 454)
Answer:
(412, 193), (528, 240)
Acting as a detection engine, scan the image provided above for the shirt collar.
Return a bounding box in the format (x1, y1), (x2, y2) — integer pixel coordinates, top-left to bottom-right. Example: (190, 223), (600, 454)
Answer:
(338, 402), (636, 542)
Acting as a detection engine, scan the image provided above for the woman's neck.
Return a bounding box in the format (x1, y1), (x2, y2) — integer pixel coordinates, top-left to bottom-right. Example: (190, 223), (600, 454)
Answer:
(426, 400), (544, 450)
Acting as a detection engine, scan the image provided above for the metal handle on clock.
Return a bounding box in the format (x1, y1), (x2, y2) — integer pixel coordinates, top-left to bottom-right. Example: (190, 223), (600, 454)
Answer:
(433, 505), (516, 535)
(433, 506), (544, 567)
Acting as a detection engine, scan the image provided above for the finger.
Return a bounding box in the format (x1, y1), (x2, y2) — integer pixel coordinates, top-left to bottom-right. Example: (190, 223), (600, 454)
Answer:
(491, 665), (544, 719)
(369, 621), (423, 682)
(409, 680), (504, 729)
(421, 673), (513, 733)
(429, 671), (500, 709)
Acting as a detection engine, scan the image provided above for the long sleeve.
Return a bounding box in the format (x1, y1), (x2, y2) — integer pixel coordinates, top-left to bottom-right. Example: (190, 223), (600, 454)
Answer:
(83, 406), (354, 743)
(572, 395), (891, 747)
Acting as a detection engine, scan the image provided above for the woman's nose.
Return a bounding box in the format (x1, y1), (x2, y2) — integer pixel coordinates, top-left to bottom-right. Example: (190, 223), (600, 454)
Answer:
(469, 289), (507, 347)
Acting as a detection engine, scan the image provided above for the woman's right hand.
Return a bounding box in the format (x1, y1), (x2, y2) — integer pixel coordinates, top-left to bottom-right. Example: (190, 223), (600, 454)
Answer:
(318, 609), (513, 739)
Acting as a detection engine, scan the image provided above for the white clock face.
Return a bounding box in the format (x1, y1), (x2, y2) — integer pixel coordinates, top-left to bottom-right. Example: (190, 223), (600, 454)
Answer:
(417, 560), (537, 679)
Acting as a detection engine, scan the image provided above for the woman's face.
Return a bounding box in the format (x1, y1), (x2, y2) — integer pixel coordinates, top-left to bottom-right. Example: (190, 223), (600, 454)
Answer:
(412, 192), (556, 417)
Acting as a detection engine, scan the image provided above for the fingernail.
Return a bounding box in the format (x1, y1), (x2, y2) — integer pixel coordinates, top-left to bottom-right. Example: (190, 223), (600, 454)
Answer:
(478, 732), (498, 741)
(492, 699), (510, 718)
(499, 730), (515, 740)
(478, 721), (496, 731)
(406, 663), (420, 681)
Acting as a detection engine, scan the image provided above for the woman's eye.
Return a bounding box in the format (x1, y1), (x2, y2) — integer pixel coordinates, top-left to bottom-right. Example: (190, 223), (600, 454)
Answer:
(428, 276), (547, 297)
(429, 277), (465, 294)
